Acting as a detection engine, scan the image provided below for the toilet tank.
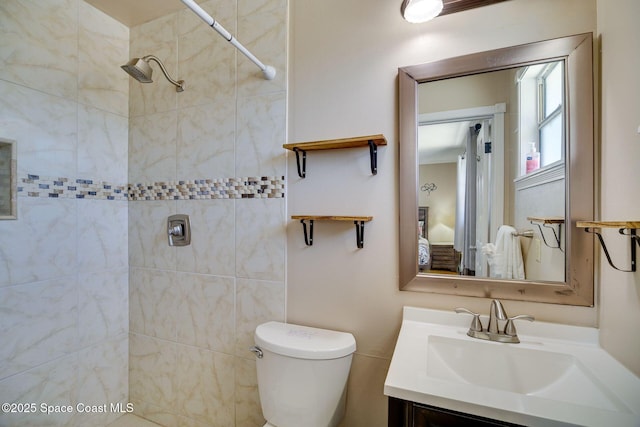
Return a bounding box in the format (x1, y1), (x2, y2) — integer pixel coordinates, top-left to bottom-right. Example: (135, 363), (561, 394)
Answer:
(254, 322), (356, 427)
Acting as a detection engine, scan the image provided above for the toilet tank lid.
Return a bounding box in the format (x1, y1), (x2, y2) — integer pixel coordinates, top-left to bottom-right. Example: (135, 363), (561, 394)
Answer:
(255, 321), (356, 360)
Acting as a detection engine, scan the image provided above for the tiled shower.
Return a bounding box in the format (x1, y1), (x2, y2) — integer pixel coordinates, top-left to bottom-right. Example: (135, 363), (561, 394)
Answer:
(0, 0), (287, 426)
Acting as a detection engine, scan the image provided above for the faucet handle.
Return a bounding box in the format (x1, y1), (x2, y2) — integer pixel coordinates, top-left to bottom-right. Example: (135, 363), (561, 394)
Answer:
(504, 314), (535, 337)
(455, 308), (483, 332)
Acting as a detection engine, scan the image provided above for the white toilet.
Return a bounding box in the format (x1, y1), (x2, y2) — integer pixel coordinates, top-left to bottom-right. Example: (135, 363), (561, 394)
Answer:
(251, 321), (356, 427)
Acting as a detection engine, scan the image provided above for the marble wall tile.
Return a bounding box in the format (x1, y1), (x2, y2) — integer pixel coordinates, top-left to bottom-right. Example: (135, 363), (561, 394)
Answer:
(175, 199), (235, 276)
(235, 356), (265, 427)
(176, 102), (236, 179)
(75, 335), (128, 427)
(177, 0), (235, 37)
(129, 268), (178, 341)
(77, 104), (129, 184)
(123, 2), (289, 426)
(78, 269), (128, 348)
(0, 354), (77, 427)
(235, 92), (286, 178)
(129, 14), (179, 117)
(129, 111), (178, 183)
(177, 0), (236, 110)
(129, 399), (182, 427)
(130, 12), (179, 50)
(0, 3), (133, 427)
(0, 0), (79, 100)
(77, 199), (128, 273)
(127, 45), (179, 118)
(177, 414), (221, 427)
(237, 8), (287, 96)
(0, 197), (77, 287)
(235, 198), (285, 281)
(78, 1), (129, 117)
(0, 80), (77, 178)
(128, 200), (176, 270)
(235, 278), (285, 356)
(238, 0), (288, 17)
(176, 345), (235, 427)
(129, 333), (177, 410)
(176, 272), (235, 353)
(0, 278), (78, 379)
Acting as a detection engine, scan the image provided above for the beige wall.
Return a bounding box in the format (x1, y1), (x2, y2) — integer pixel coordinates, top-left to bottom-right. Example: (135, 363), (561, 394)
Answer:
(597, 0), (640, 376)
(287, 0), (614, 425)
(419, 163), (456, 243)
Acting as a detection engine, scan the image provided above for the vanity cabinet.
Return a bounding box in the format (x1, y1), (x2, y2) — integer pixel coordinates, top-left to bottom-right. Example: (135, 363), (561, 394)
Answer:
(388, 397), (524, 427)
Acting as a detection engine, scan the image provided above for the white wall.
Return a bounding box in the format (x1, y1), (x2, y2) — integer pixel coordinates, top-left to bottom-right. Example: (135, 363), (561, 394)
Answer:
(288, 0), (600, 425)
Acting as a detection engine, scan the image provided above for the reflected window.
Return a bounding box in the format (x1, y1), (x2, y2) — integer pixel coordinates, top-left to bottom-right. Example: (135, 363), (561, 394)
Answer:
(539, 62), (564, 166)
(518, 61), (565, 174)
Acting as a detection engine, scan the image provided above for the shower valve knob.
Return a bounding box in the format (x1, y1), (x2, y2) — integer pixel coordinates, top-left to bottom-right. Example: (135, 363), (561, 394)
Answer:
(167, 214), (191, 246)
(168, 224), (183, 236)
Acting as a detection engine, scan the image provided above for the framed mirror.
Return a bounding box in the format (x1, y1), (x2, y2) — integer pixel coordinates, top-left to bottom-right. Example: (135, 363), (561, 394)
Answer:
(399, 33), (594, 306)
(0, 138), (17, 220)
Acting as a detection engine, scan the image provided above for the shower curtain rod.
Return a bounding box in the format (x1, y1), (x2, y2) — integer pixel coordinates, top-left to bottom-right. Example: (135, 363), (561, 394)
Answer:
(179, 0), (276, 80)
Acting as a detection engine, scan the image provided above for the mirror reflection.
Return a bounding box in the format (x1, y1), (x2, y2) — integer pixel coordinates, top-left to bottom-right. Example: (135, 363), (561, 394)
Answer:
(0, 138), (17, 220)
(399, 33), (594, 306)
(417, 61), (565, 282)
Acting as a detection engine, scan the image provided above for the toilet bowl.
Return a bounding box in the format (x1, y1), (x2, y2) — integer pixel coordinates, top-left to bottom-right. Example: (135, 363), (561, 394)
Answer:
(252, 321), (356, 427)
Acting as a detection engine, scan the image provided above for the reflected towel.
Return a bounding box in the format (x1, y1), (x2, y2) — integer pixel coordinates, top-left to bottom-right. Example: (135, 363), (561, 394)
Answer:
(483, 225), (525, 280)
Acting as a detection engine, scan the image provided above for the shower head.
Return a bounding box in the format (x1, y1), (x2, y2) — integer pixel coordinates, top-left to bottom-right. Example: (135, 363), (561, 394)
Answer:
(121, 55), (185, 92)
(121, 57), (153, 83)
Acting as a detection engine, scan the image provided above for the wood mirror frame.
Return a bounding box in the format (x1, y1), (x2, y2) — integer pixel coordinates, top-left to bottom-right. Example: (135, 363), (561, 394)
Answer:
(398, 33), (594, 306)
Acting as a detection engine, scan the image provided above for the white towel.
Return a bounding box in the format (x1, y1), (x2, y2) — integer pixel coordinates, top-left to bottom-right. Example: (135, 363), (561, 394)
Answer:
(482, 225), (525, 280)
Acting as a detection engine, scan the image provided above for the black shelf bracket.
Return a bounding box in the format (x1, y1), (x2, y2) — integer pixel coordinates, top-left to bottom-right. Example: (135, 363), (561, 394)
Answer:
(300, 219), (314, 246)
(293, 147), (307, 178)
(298, 219), (368, 248)
(584, 227), (638, 272)
(368, 139), (378, 175)
(355, 220), (366, 249)
(531, 221), (563, 251)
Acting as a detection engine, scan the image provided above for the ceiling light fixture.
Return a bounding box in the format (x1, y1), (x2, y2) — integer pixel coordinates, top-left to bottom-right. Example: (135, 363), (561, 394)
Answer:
(401, 0), (444, 23)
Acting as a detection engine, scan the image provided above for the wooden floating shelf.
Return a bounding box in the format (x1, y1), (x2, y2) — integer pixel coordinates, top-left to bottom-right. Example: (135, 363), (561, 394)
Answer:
(283, 135), (387, 151)
(283, 134), (387, 178)
(527, 217), (564, 250)
(576, 221), (639, 272)
(291, 215), (373, 248)
(576, 221), (640, 229)
(291, 215), (373, 222)
(527, 216), (565, 224)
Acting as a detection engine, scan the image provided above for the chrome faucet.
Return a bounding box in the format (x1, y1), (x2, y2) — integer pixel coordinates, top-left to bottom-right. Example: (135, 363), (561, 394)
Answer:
(455, 299), (534, 344)
(487, 299), (507, 334)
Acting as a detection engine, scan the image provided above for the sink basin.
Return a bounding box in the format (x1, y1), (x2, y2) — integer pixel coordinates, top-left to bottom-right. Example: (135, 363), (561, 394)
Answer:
(427, 335), (625, 412)
(384, 307), (640, 427)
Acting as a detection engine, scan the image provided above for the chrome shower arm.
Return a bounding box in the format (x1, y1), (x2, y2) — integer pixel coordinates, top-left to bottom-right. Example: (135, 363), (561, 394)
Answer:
(143, 55), (185, 92)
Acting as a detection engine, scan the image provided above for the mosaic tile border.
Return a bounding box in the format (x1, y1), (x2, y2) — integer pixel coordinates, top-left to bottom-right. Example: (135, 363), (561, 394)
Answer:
(18, 174), (128, 200)
(128, 177), (285, 200)
(17, 175), (285, 201)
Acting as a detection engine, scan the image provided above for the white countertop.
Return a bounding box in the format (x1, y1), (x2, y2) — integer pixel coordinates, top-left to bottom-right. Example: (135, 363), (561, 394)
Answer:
(384, 306), (640, 427)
